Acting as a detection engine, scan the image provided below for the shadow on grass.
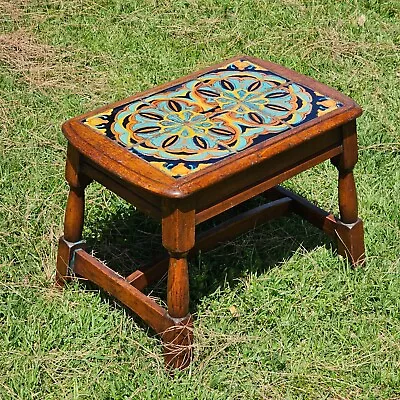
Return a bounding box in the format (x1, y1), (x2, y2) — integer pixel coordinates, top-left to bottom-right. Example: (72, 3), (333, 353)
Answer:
(80, 195), (335, 322)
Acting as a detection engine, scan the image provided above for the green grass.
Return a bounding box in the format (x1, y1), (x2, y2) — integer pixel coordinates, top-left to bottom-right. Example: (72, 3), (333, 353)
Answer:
(1, 0), (400, 398)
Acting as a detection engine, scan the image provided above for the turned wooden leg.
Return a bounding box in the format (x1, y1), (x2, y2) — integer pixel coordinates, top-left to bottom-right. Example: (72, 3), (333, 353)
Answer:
(332, 121), (365, 266)
(56, 145), (89, 286)
(161, 200), (195, 370)
(162, 255), (193, 370)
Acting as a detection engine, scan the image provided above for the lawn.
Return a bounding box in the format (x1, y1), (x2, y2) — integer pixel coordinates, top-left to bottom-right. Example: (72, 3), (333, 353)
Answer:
(0, 0), (399, 398)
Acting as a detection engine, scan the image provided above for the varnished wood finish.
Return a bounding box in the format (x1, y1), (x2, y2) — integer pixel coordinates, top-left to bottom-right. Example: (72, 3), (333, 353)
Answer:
(331, 121), (359, 224)
(161, 200), (195, 367)
(330, 122), (365, 265)
(162, 315), (193, 370)
(338, 171), (358, 223)
(56, 236), (86, 286)
(126, 257), (168, 291)
(167, 257), (190, 318)
(265, 184), (365, 266)
(195, 198), (292, 250)
(56, 145), (88, 286)
(64, 143), (81, 188)
(336, 219), (365, 266)
(56, 55), (366, 370)
(162, 200), (195, 254)
(340, 120), (359, 171)
(56, 237), (72, 286)
(64, 145), (87, 241)
(63, 187), (85, 242)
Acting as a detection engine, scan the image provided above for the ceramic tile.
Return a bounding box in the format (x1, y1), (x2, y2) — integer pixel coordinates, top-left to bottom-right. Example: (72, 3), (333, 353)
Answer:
(82, 59), (343, 178)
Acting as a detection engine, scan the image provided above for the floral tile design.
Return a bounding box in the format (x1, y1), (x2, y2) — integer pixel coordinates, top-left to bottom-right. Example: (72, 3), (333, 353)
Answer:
(82, 59), (343, 178)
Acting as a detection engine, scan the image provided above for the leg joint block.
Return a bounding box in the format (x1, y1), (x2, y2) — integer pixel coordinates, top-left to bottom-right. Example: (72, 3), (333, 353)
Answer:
(59, 236), (86, 275)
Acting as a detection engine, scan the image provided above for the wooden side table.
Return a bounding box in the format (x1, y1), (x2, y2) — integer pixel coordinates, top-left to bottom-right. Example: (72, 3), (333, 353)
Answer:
(56, 56), (365, 370)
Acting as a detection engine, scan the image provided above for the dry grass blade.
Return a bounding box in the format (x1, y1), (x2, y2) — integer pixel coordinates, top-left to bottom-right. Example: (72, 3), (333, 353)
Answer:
(0, 0), (29, 21)
(0, 29), (108, 95)
(0, 29), (56, 85)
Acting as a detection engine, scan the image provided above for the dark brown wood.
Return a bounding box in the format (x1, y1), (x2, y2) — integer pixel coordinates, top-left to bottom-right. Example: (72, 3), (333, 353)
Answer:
(74, 250), (174, 333)
(338, 171), (358, 223)
(64, 143), (81, 188)
(332, 121), (359, 224)
(56, 237), (70, 286)
(56, 145), (89, 286)
(62, 120), (180, 198)
(167, 257), (189, 318)
(126, 258), (168, 291)
(336, 219), (365, 266)
(161, 199), (195, 369)
(55, 236), (86, 285)
(340, 120), (359, 171)
(331, 122), (365, 265)
(265, 185), (365, 266)
(63, 187), (85, 242)
(64, 145), (87, 241)
(179, 128), (345, 199)
(162, 200), (195, 254)
(162, 315), (193, 370)
(195, 197), (292, 249)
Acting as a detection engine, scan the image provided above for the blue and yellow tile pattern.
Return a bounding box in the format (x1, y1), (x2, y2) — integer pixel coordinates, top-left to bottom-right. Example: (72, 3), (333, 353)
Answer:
(83, 60), (342, 178)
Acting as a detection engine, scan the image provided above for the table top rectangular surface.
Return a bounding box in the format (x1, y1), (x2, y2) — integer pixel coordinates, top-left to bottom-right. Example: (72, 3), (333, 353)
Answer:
(82, 59), (343, 178)
(63, 56), (361, 198)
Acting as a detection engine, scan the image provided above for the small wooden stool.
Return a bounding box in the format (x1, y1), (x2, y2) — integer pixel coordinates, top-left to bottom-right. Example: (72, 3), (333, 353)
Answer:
(56, 56), (365, 370)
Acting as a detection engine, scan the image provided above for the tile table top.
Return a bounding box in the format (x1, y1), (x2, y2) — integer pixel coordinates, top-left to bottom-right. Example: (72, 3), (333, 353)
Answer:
(82, 59), (342, 178)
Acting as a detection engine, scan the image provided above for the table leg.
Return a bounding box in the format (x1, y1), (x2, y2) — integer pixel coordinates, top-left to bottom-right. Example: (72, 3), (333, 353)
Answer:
(56, 145), (90, 286)
(161, 200), (195, 369)
(332, 121), (365, 266)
